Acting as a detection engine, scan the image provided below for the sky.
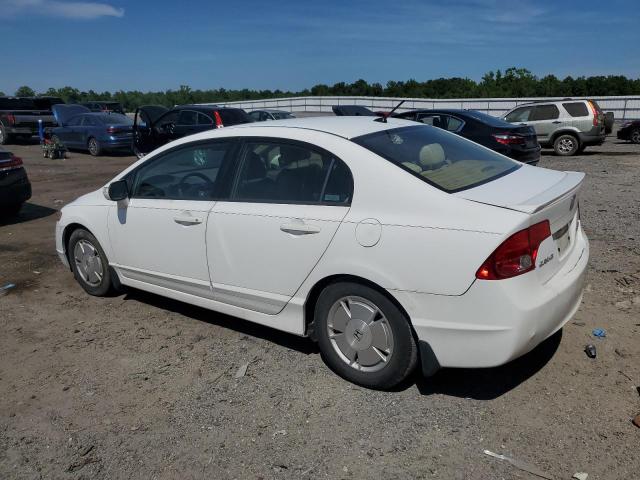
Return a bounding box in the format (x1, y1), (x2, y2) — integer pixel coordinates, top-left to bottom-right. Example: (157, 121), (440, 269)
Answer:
(1, 0), (639, 94)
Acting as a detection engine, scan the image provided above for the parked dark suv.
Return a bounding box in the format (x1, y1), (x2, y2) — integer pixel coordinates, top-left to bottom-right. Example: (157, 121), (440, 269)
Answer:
(0, 147), (31, 216)
(0, 96), (65, 145)
(133, 105), (253, 157)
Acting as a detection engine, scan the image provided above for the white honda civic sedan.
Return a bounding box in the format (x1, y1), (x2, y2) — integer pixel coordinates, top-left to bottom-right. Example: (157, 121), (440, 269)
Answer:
(55, 117), (588, 389)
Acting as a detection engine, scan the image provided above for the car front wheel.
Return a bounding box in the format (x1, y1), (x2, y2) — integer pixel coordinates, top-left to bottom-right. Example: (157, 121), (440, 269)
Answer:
(68, 228), (113, 296)
(315, 282), (418, 389)
(630, 128), (640, 144)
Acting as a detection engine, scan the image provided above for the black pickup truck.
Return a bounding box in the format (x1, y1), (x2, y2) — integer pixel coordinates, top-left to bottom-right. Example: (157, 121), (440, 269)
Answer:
(0, 96), (65, 145)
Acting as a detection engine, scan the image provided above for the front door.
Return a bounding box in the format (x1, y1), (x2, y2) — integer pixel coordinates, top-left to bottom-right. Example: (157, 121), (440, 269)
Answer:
(206, 139), (354, 314)
(108, 139), (238, 296)
(527, 104), (563, 144)
(132, 106), (169, 157)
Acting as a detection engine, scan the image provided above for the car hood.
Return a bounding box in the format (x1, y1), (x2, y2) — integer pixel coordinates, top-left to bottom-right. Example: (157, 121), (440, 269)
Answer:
(454, 165), (585, 214)
(52, 104), (91, 126)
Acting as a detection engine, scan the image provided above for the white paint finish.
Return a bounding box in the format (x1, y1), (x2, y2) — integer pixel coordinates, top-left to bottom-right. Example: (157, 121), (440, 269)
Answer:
(107, 198), (214, 284)
(207, 202), (349, 313)
(55, 116), (590, 372)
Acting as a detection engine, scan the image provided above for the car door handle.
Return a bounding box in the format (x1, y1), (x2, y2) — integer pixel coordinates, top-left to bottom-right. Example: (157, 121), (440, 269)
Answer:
(280, 223), (321, 235)
(173, 213), (203, 225)
(552, 121), (562, 124)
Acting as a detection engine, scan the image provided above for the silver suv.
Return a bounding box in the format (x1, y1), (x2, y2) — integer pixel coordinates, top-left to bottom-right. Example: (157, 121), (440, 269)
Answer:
(503, 99), (606, 156)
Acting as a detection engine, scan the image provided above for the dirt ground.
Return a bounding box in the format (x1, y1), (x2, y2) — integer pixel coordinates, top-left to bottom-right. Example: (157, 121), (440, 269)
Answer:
(1, 130), (639, 480)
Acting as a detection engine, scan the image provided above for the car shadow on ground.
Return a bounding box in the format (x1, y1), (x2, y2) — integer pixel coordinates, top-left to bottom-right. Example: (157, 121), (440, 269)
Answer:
(122, 289), (320, 355)
(0, 203), (57, 227)
(411, 330), (562, 400)
(123, 288), (563, 399)
(541, 150), (638, 157)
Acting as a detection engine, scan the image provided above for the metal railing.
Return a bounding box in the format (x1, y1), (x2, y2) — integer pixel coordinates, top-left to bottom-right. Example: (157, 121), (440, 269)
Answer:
(205, 95), (640, 119)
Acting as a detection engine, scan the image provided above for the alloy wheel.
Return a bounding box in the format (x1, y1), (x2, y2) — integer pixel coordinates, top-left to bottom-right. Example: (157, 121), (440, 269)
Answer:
(88, 138), (99, 155)
(326, 296), (394, 372)
(557, 137), (575, 154)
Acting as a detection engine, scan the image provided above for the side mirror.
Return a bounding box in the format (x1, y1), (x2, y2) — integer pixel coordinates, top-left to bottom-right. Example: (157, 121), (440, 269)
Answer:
(107, 179), (129, 201)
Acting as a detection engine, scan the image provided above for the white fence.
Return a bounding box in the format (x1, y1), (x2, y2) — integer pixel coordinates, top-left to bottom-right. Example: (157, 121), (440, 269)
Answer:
(206, 95), (640, 119)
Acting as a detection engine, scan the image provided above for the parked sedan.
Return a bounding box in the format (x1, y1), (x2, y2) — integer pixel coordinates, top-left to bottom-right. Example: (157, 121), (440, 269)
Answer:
(51, 105), (133, 156)
(393, 109), (541, 165)
(249, 109), (296, 121)
(617, 120), (640, 144)
(55, 117), (588, 389)
(0, 147), (31, 216)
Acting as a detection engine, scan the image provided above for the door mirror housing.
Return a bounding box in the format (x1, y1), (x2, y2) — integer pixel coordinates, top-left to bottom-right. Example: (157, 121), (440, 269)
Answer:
(107, 179), (129, 201)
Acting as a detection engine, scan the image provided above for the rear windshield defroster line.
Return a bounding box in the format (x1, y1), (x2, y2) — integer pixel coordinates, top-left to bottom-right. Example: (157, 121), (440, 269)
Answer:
(352, 125), (520, 193)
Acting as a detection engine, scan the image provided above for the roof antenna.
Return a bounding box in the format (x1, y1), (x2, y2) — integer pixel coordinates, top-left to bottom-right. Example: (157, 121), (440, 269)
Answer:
(375, 100), (405, 123)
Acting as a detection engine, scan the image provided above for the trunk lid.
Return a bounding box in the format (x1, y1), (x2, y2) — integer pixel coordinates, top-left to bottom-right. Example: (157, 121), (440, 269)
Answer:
(52, 104), (91, 126)
(456, 166), (585, 283)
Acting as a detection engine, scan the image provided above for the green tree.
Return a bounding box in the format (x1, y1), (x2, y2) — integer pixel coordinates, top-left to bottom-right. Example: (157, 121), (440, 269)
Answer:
(15, 86), (36, 97)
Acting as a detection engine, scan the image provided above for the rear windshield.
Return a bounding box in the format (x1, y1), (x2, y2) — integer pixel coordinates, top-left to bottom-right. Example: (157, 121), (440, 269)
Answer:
(353, 125), (520, 193)
(462, 110), (513, 127)
(218, 109), (253, 125)
(97, 113), (132, 125)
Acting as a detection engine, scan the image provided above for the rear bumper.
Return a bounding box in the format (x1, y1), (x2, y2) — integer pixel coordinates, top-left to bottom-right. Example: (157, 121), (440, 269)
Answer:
(617, 128), (630, 140)
(104, 137), (133, 150)
(504, 146), (541, 165)
(0, 168), (32, 206)
(393, 223), (589, 369)
(578, 129), (606, 146)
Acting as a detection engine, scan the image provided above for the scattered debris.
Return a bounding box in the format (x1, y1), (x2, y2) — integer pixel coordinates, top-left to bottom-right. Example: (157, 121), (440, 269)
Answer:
(272, 429), (287, 438)
(0, 283), (16, 296)
(614, 348), (627, 358)
(592, 328), (606, 338)
(572, 321), (586, 327)
(483, 450), (554, 480)
(615, 300), (631, 310)
(234, 362), (249, 379)
(584, 344), (597, 359)
(67, 456), (100, 473)
(80, 445), (94, 457)
(632, 414), (640, 429)
(572, 473), (588, 480)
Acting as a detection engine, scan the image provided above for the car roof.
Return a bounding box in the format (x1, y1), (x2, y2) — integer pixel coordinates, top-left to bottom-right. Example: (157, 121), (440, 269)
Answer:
(219, 116), (416, 140)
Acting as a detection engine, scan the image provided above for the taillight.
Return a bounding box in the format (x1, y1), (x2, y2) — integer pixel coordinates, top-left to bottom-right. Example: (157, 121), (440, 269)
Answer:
(587, 101), (598, 127)
(214, 111), (223, 128)
(107, 126), (122, 134)
(492, 133), (525, 145)
(6, 114), (15, 126)
(476, 220), (551, 280)
(0, 154), (23, 171)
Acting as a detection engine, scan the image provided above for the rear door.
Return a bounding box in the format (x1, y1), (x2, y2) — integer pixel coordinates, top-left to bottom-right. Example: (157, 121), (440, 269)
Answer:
(206, 138), (353, 314)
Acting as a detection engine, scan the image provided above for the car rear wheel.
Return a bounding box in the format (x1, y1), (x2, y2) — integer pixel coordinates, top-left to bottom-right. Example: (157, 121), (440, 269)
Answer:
(553, 134), (579, 156)
(314, 282), (418, 389)
(68, 229), (113, 296)
(88, 137), (102, 156)
(631, 128), (640, 144)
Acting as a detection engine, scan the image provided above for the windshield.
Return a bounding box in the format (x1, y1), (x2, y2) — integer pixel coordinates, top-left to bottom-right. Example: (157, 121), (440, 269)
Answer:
(97, 113), (132, 125)
(353, 125), (520, 193)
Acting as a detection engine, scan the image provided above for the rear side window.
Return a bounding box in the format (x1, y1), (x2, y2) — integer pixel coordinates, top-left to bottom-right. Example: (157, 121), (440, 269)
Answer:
(563, 102), (589, 117)
(234, 141), (353, 204)
(530, 104), (559, 121)
(353, 125), (519, 193)
(178, 110), (198, 125)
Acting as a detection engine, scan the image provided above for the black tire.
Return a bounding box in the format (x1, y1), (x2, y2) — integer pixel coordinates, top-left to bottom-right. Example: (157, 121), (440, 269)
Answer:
(68, 228), (113, 296)
(0, 124), (12, 145)
(604, 112), (614, 135)
(314, 282), (418, 389)
(630, 128), (640, 145)
(553, 134), (579, 156)
(87, 137), (102, 156)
